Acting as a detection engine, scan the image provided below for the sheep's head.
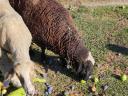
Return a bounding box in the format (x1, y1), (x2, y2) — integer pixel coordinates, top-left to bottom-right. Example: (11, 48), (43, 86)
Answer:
(72, 50), (95, 81)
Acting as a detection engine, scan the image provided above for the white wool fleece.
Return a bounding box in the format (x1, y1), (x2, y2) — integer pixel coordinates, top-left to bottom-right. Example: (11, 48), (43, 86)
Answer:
(0, 0), (32, 63)
(0, 0), (35, 94)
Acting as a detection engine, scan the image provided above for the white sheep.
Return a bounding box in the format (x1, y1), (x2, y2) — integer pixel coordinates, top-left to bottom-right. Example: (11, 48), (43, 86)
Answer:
(0, 0), (35, 95)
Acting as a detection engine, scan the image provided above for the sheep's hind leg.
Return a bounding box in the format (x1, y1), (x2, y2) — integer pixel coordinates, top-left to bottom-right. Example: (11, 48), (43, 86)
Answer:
(60, 57), (68, 67)
(41, 46), (46, 63)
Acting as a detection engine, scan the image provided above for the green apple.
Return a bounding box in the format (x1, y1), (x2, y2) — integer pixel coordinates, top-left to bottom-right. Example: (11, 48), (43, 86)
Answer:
(121, 74), (127, 81)
(122, 6), (126, 9)
(94, 77), (99, 83)
(80, 80), (86, 84)
(8, 88), (25, 96)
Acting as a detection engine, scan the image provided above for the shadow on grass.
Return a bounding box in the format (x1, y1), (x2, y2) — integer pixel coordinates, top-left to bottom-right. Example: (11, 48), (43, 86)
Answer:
(30, 49), (80, 82)
(111, 74), (120, 80)
(106, 44), (128, 55)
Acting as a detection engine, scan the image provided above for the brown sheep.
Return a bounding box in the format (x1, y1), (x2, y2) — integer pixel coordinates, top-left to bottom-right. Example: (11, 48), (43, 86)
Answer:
(9, 0), (95, 80)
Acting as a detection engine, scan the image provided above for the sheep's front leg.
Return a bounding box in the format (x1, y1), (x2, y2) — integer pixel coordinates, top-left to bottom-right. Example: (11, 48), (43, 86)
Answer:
(29, 44), (35, 57)
(14, 61), (36, 95)
(0, 49), (21, 87)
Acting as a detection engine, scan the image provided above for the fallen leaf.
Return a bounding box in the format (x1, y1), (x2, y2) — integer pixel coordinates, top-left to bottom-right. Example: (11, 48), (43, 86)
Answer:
(91, 84), (96, 92)
(33, 78), (46, 83)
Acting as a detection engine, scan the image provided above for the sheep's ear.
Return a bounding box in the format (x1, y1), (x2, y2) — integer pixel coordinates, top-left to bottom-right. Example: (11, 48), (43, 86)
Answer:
(85, 60), (93, 81)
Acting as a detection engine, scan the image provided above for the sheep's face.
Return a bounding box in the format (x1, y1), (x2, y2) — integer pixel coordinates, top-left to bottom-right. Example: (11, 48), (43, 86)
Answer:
(73, 52), (95, 81)
(77, 60), (94, 81)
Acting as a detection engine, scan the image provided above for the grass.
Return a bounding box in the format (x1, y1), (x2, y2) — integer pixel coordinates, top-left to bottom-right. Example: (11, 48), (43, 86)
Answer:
(2, 4), (128, 96)
(70, 5), (128, 96)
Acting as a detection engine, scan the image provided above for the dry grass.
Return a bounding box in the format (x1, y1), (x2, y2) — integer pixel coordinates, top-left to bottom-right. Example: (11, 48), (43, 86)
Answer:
(57, 0), (128, 7)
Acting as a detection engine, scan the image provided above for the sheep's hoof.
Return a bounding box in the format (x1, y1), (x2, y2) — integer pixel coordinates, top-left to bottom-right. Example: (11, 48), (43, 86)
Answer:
(26, 86), (37, 96)
(11, 80), (22, 87)
(10, 75), (22, 87)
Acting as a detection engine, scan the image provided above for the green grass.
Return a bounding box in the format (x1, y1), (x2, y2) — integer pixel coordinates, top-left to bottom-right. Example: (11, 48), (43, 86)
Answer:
(3, 5), (128, 96)
(69, 5), (128, 96)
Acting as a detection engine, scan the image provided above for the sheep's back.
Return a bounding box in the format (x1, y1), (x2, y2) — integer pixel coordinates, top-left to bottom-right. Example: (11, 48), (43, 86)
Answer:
(9, 0), (80, 57)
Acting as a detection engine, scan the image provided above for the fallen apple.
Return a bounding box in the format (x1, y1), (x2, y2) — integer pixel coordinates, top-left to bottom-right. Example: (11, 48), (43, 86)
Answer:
(80, 80), (86, 84)
(94, 77), (99, 83)
(121, 74), (127, 81)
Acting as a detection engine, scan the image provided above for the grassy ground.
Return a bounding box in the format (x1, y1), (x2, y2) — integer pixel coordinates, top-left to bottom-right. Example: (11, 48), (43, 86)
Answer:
(3, 3), (128, 96)
(70, 5), (128, 96)
(28, 5), (128, 96)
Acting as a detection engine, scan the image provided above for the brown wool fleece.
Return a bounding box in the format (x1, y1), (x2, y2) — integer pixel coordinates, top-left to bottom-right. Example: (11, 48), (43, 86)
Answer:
(9, 0), (89, 64)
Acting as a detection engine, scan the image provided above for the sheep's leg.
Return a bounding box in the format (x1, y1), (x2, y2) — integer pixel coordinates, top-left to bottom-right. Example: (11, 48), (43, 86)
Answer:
(0, 49), (21, 87)
(29, 44), (35, 57)
(9, 73), (22, 87)
(41, 46), (46, 63)
(60, 57), (67, 67)
(14, 61), (36, 95)
(0, 48), (11, 76)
